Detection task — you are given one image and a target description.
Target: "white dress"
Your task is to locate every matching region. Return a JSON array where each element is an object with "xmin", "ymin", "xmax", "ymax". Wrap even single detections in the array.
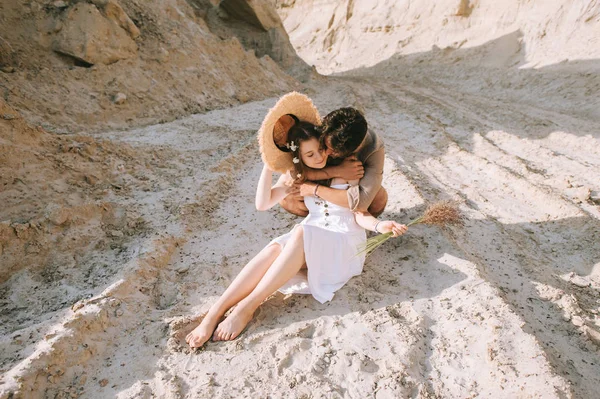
[{"xmin": 269, "ymin": 184, "xmax": 367, "ymax": 303}]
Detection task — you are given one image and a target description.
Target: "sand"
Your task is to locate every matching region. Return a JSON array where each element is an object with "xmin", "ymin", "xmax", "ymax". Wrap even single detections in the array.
[{"xmin": 2, "ymin": 1, "xmax": 600, "ymax": 398}]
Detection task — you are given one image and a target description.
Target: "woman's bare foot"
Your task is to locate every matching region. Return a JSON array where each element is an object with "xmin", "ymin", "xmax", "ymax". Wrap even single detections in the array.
[
  {"xmin": 213, "ymin": 305, "xmax": 255, "ymax": 341},
  {"xmin": 185, "ymin": 313, "xmax": 222, "ymax": 348}
]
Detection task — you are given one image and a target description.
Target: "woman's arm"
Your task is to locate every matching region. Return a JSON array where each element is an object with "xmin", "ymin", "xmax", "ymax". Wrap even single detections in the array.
[
  {"xmin": 299, "ymin": 182, "xmax": 350, "ymax": 208},
  {"xmin": 354, "ymin": 211, "xmax": 408, "ymax": 237},
  {"xmin": 255, "ymin": 165, "xmax": 296, "ymax": 211}
]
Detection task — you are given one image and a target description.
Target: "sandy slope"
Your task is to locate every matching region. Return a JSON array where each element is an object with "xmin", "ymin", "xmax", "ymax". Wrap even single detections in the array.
[{"xmin": 3, "ymin": 59, "xmax": 599, "ymax": 397}]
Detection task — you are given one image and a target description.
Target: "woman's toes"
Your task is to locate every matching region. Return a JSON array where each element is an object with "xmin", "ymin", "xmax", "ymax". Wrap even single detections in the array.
[{"xmin": 218, "ymin": 326, "xmax": 228, "ymax": 340}]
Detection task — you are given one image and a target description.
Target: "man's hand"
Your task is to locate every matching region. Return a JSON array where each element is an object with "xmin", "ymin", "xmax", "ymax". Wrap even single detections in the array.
[
  {"xmin": 299, "ymin": 182, "xmax": 318, "ymax": 197},
  {"xmin": 280, "ymin": 193, "xmax": 308, "ymax": 217},
  {"xmin": 333, "ymin": 156, "xmax": 365, "ymax": 181}
]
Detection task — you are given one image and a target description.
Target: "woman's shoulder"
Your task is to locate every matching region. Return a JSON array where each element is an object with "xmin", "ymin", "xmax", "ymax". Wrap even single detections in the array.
[{"xmin": 276, "ymin": 171, "xmax": 294, "ymax": 186}]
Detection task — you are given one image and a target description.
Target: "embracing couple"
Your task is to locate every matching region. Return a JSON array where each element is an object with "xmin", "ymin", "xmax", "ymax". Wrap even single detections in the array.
[{"xmin": 186, "ymin": 92, "xmax": 407, "ymax": 348}]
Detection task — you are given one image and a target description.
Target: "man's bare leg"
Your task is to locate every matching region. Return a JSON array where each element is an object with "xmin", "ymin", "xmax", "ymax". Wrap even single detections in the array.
[
  {"xmin": 186, "ymin": 243, "xmax": 282, "ymax": 348},
  {"xmin": 213, "ymin": 226, "xmax": 306, "ymax": 341},
  {"xmin": 368, "ymin": 186, "xmax": 388, "ymax": 218},
  {"xmin": 279, "ymin": 193, "xmax": 308, "ymax": 217}
]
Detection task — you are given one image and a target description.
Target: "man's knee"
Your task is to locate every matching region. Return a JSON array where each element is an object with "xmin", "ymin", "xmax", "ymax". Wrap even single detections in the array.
[{"xmin": 368, "ymin": 187, "xmax": 388, "ymax": 218}]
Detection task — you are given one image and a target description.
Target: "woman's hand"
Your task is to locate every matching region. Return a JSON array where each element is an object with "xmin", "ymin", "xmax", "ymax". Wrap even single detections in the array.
[
  {"xmin": 299, "ymin": 182, "xmax": 318, "ymax": 197},
  {"xmin": 286, "ymin": 182, "xmax": 301, "ymax": 195},
  {"xmin": 377, "ymin": 221, "xmax": 408, "ymax": 237}
]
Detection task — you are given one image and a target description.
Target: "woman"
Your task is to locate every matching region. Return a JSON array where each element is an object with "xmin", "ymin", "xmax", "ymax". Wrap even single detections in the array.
[{"xmin": 185, "ymin": 110, "xmax": 407, "ymax": 349}]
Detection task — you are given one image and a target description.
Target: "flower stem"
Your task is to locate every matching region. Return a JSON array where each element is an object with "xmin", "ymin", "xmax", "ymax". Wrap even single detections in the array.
[{"xmin": 407, "ymin": 216, "xmax": 423, "ymax": 227}]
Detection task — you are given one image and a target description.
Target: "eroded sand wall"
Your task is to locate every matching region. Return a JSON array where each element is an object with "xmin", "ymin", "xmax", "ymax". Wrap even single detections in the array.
[
  {"xmin": 275, "ymin": 0, "xmax": 600, "ymax": 73},
  {"xmin": 0, "ymin": 0, "xmax": 311, "ymax": 133}
]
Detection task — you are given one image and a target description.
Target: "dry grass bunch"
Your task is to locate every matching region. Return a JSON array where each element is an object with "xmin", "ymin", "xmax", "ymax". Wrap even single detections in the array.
[
  {"xmin": 357, "ymin": 201, "xmax": 463, "ymax": 257},
  {"xmin": 408, "ymin": 200, "xmax": 463, "ymax": 227}
]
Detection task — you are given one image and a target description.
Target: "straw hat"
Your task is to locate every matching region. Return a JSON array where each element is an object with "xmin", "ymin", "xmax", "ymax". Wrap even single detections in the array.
[{"xmin": 257, "ymin": 92, "xmax": 321, "ymax": 173}]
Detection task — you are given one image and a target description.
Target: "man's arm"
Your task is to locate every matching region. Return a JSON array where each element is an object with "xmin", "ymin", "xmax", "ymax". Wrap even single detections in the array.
[
  {"xmin": 299, "ymin": 153, "xmax": 377, "ymax": 209},
  {"xmin": 303, "ymin": 157, "xmax": 365, "ymax": 182},
  {"xmin": 347, "ymin": 147, "xmax": 385, "ymax": 212},
  {"xmin": 303, "ymin": 167, "xmax": 333, "ymax": 181}
]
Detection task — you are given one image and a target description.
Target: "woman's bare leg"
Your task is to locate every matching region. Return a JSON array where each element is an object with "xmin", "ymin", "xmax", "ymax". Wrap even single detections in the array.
[
  {"xmin": 214, "ymin": 226, "xmax": 306, "ymax": 341},
  {"xmin": 186, "ymin": 243, "xmax": 282, "ymax": 348}
]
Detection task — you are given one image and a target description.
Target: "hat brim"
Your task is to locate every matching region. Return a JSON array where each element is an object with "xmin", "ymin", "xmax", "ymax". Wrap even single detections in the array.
[{"xmin": 258, "ymin": 92, "xmax": 321, "ymax": 173}]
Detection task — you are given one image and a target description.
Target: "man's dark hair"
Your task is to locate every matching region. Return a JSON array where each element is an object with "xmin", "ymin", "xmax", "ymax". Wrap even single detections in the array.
[{"xmin": 321, "ymin": 107, "xmax": 368, "ymax": 158}]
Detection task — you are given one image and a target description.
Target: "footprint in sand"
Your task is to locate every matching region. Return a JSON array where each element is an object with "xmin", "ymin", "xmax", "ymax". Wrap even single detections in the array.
[{"xmin": 166, "ymin": 314, "xmax": 206, "ymax": 354}]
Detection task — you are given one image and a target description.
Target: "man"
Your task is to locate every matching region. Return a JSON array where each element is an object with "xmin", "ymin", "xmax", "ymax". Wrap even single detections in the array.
[{"xmin": 280, "ymin": 107, "xmax": 388, "ymax": 217}]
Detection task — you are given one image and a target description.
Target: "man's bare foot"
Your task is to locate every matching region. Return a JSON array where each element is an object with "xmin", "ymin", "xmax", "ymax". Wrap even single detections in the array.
[
  {"xmin": 185, "ymin": 313, "xmax": 221, "ymax": 348},
  {"xmin": 212, "ymin": 306, "xmax": 255, "ymax": 341}
]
